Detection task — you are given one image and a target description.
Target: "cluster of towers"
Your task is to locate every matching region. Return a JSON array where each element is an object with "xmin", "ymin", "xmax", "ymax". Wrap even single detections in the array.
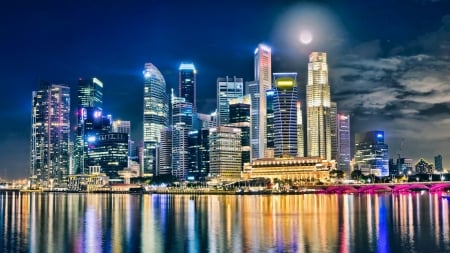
[
  {"xmin": 142, "ymin": 44, "xmax": 359, "ymax": 182},
  {"xmin": 30, "ymin": 43, "xmax": 392, "ymax": 187}
]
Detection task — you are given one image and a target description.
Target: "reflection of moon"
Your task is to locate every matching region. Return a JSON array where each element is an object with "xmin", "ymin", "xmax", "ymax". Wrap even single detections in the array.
[{"xmin": 299, "ymin": 30, "xmax": 313, "ymax": 44}]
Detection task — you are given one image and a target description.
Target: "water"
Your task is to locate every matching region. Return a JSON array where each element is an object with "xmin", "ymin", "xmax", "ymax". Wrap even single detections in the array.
[{"xmin": 0, "ymin": 192, "xmax": 449, "ymax": 253}]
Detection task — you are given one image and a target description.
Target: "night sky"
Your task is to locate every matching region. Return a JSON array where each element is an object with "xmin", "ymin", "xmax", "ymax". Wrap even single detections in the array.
[{"xmin": 1, "ymin": 0, "xmax": 450, "ymax": 179}]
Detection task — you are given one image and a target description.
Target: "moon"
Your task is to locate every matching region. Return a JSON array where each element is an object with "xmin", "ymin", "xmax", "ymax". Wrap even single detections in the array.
[{"xmin": 299, "ymin": 30, "xmax": 313, "ymax": 44}]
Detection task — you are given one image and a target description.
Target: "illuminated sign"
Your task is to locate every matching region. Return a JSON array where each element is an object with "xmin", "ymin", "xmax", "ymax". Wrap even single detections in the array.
[{"xmin": 275, "ymin": 77, "xmax": 295, "ymax": 89}]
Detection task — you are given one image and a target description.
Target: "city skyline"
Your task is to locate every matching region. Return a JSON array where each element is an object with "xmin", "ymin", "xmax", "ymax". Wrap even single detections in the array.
[{"xmin": 2, "ymin": 0, "xmax": 450, "ymax": 179}]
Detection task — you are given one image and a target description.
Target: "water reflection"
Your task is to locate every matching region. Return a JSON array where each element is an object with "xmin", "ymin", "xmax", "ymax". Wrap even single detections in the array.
[{"xmin": 0, "ymin": 192, "xmax": 449, "ymax": 252}]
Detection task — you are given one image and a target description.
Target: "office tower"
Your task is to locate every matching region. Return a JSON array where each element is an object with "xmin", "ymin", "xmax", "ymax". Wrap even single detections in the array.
[
  {"xmin": 172, "ymin": 123, "xmax": 190, "ymax": 180},
  {"xmin": 143, "ymin": 62, "xmax": 169, "ymax": 176},
  {"xmin": 306, "ymin": 52, "xmax": 331, "ymax": 160},
  {"xmin": 337, "ymin": 113, "xmax": 351, "ymax": 176},
  {"xmin": 272, "ymin": 73, "xmax": 298, "ymax": 157},
  {"xmin": 172, "ymin": 96, "xmax": 193, "ymax": 129},
  {"xmin": 74, "ymin": 77, "xmax": 104, "ymax": 175},
  {"xmin": 179, "ymin": 63, "xmax": 197, "ymax": 112},
  {"xmin": 85, "ymin": 132, "xmax": 128, "ymax": 179},
  {"xmin": 158, "ymin": 127, "xmax": 172, "ymax": 176},
  {"xmin": 217, "ymin": 76, "xmax": 244, "ymax": 126},
  {"xmin": 228, "ymin": 95, "xmax": 251, "ymax": 167},
  {"xmin": 209, "ymin": 126, "xmax": 242, "ymax": 180},
  {"xmin": 187, "ymin": 129, "xmax": 209, "ymax": 181},
  {"xmin": 330, "ymin": 102, "xmax": 337, "ymax": 161},
  {"xmin": 354, "ymin": 130, "xmax": 389, "ymax": 177},
  {"xmin": 297, "ymin": 102, "xmax": 304, "ymax": 157},
  {"xmin": 434, "ymin": 154, "xmax": 443, "ymax": 172},
  {"xmin": 112, "ymin": 120, "xmax": 132, "ymax": 163},
  {"xmin": 266, "ymin": 89, "xmax": 275, "ymax": 157},
  {"xmin": 247, "ymin": 43, "xmax": 272, "ymax": 159},
  {"xmin": 31, "ymin": 81, "xmax": 70, "ymax": 187}
]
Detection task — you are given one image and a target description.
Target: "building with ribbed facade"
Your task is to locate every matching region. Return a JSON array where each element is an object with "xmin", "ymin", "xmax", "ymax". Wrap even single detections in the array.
[
  {"xmin": 247, "ymin": 43, "xmax": 272, "ymax": 159},
  {"xmin": 217, "ymin": 76, "xmax": 244, "ymax": 126},
  {"xmin": 273, "ymin": 73, "xmax": 298, "ymax": 158},
  {"xmin": 31, "ymin": 81, "xmax": 71, "ymax": 187},
  {"xmin": 143, "ymin": 62, "xmax": 169, "ymax": 176},
  {"xmin": 297, "ymin": 102, "xmax": 304, "ymax": 157},
  {"xmin": 306, "ymin": 52, "xmax": 331, "ymax": 160},
  {"xmin": 209, "ymin": 126, "xmax": 242, "ymax": 180},
  {"xmin": 158, "ymin": 127, "xmax": 172, "ymax": 176}
]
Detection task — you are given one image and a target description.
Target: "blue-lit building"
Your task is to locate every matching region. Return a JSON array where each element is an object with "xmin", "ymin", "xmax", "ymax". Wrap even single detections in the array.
[
  {"xmin": 31, "ymin": 81, "xmax": 71, "ymax": 187},
  {"xmin": 337, "ymin": 113, "xmax": 351, "ymax": 176},
  {"xmin": 179, "ymin": 63, "xmax": 197, "ymax": 112},
  {"xmin": 228, "ymin": 95, "xmax": 251, "ymax": 168},
  {"xmin": 143, "ymin": 63, "xmax": 169, "ymax": 176},
  {"xmin": 187, "ymin": 129, "xmax": 210, "ymax": 181},
  {"xmin": 354, "ymin": 130, "xmax": 389, "ymax": 177},
  {"xmin": 273, "ymin": 73, "xmax": 298, "ymax": 158},
  {"xmin": 216, "ymin": 76, "xmax": 244, "ymax": 126},
  {"xmin": 86, "ymin": 132, "xmax": 128, "ymax": 179}
]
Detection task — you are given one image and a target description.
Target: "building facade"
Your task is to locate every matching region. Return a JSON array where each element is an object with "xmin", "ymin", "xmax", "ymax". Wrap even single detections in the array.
[
  {"xmin": 247, "ymin": 43, "xmax": 272, "ymax": 159},
  {"xmin": 337, "ymin": 113, "xmax": 351, "ymax": 177},
  {"xmin": 354, "ymin": 130, "xmax": 389, "ymax": 177},
  {"xmin": 217, "ymin": 76, "xmax": 244, "ymax": 126},
  {"xmin": 209, "ymin": 126, "xmax": 242, "ymax": 181},
  {"xmin": 143, "ymin": 62, "xmax": 169, "ymax": 176},
  {"xmin": 273, "ymin": 73, "xmax": 298, "ymax": 158},
  {"xmin": 306, "ymin": 52, "xmax": 331, "ymax": 160},
  {"xmin": 179, "ymin": 63, "xmax": 197, "ymax": 112},
  {"xmin": 31, "ymin": 82, "xmax": 71, "ymax": 187},
  {"xmin": 228, "ymin": 95, "xmax": 251, "ymax": 168}
]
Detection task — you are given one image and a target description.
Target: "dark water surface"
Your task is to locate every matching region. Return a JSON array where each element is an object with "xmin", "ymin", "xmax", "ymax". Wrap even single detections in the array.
[{"xmin": 0, "ymin": 192, "xmax": 448, "ymax": 253}]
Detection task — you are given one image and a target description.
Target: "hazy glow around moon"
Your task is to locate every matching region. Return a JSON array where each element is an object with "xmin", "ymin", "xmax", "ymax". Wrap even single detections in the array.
[{"xmin": 299, "ymin": 30, "xmax": 313, "ymax": 44}]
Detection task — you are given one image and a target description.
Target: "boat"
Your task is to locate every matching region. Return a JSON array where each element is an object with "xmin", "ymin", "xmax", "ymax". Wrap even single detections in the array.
[{"xmin": 442, "ymin": 192, "xmax": 450, "ymax": 199}]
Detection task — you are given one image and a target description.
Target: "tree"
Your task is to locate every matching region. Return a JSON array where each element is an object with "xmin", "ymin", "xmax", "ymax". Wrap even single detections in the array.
[
  {"xmin": 330, "ymin": 169, "xmax": 345, "ymax": 179},
  {"xmin": 351, "ymin": 170, "xmax": 363, "ymax": 181}
]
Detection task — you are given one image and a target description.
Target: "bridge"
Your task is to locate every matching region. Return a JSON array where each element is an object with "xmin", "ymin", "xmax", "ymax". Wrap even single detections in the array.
[{"xmin": 318, "ymin": 181, "xmax": 450, "ymax": 194}]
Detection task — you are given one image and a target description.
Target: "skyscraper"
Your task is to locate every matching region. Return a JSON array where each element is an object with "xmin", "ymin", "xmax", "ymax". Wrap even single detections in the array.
[
  {"xmin": 209, "ymin": 126, "xmax": 242, "ymax": 180},
  {"xmin": 179, "ymin": 63, "xmax": 197, "ymax": 112},
  {"xmin": 297, "ymin": 102, "xmax": 304, "ymax": 157},
  {"xmin": 247, "ymin": 43, "xmax": 272, "ymax": 159},
  {"xmin": 228, "ymin": 95, "xmax": 251, "ymax": 167},
  {"xmin": 434, "ymin": 154, "xmax": 443, "ymax": 172},
  {"xmin": 74, "ymin": 77, "xmax": 104, "ymax": 175},
  {"xmin": 143, "ymin": 63, "xmax": 169, "ymax": 176},
  {"xmin": 273, "ymin": 73, "xmax": 298, "ymax": 157},
  {"xmin": 306, "ymin": 52, "xmax": 331, "ymax": 160},
  {"xmin": 158, "ymin": 127, "xmax": 172, "ymax": 176},
  {"xmin": 354, "ymin": 130, "xmax": 389, "ymax": 177},
  {"xmin": 330, "ymin": 102, "xmax": 338, "ymax": 161},
  {"xmin": 217, "ymin": 76, "xmax": 244, "ymax": 126},
  {"xmin": 31, "ymin": 81, "xmax": 70, "ymax": 187},
  {"xmin": 337, "ymin": 113, "xmax": 351, "ymax": 176}
]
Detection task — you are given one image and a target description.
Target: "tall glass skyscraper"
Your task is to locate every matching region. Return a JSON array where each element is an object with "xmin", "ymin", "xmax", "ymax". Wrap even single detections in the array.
[
  {"xmin": 179, "ymin": 63, "xmax": 197, "ymax": 112},
  {"xmin": 273, "ymin": 73, "xmax": 298, "ymax": 157},
  {"xmin": 247, "ymin": 43, "xmax": 272, "ymax": 159},
  {"xmin": 354, "ymin": 130, "xmax": 389, "ymax": 177},
  {"xmin": 31, "ymin": 81, "xmax": 70, "ymax": 187},
  {"xmin": 217, "ymin": 76, "xmax": 244, "ymax": 126},
  {"xmin": 74, "ymin": 77, "xmax": 104, "ymax": 175},
  {"xmin": 337, "ymin": 113, "xmax": 351, "ymax": 176},
  {"xmin": 143, "ymin": 63, "xmax": 169, "ymax": 176},
  {"xmin": 306, "ymin": 52, "xmax": 331, "ymax": 160}
]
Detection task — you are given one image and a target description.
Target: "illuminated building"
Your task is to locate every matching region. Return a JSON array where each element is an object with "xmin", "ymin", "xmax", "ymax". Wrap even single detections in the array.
[
  {"xmin": 217, "ymin": 76, "xmax": 244, "ymax": 126},
  {"xmin": 415, "ymin": 158, "xmax": 433, "ymax": 174},
  {"xmin": 187, "ymin": 129, "xmax": 210, "ymax": 181},
  {"xmin": 31, "ymin": 81, "xmax": 70, "ymax": 187},
  {"xmin": 297, "ymin": 102, "xmax": 304, "ymax": 157},
  {"xmin": 337, "ymin": 113, "xmax": 351, "ymax": 176},
  {"xmin": 330, "ymin": 102, "xmax": 337, "ymax": 161},
  {"xmin": 354, "ymin": 130, "xmax": 389, "ymax": 177},
  {"xmin": 172, "ymin": 123, "xmax": 190, "ymax": 180},
  {"xmin": 228, "ymin": 95, "xmax": 251, "ymax": 167},
  {"xmin": 112, "ymin": 120, "xmax": 132, "ymax": 158},
  {"xmin": 273, "ymin": 73, "xmax": 298, "ymax": 157},
  {"xmin": 158, "ymin": 127, "xmax": 172, "ymax": 176},
  {"xmin": 85, "ymin": 132, "xmax": 128, "ymax": 179},
  {"xmin": 74, "ymin": 77, "xmax": 104, "ymax": 175},
  {"xmin": 194, "ymin": 112, "xmax": 217, "ymax": 129},
  {"xmin": 209, "ymin": 126, "xmax": 242, "ymax": 180},
  {"xmin": 247, "ymin": 43, "xmax": 272, "ymax": 159},
  {"xmin": 179, "ymin": 62, "xmax": 197, "ymax": 112},
  {"xmin": 266, "ymin": 89, "xmax": 275, "ymax": 155},
  {"xmin": 245, "ymin": 157, "xmax": 333, "ymax": 182},
  {"xmin": 143, "ymin": 62, "xmax": 169, "ymax": 176},
  {"xmin": 172, "ymin": 95, "xmax": 193, "ymax": 129},
  {"xmin": 306, "ymin": 52, "xmax": 331, "ymax": 160}
]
